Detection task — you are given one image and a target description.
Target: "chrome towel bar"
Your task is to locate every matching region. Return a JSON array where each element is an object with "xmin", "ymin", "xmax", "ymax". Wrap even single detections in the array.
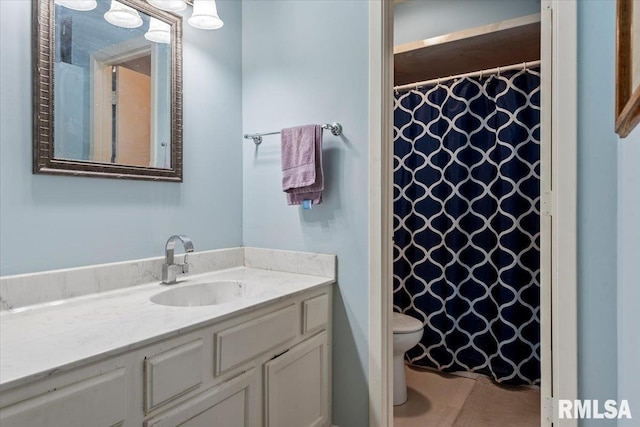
[{"xmin": 243, "ymin": 123, "xmax": 342, "ymax": 145}]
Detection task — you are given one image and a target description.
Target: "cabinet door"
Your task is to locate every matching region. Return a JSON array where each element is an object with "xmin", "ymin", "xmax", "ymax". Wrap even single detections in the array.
[
  {"xmin": 144, "ymin": 369, "xmax": 258, "ymax": 427},
  {"xmin": 264, "ymin": 332, "xmax": 329, "ymax": 427}
]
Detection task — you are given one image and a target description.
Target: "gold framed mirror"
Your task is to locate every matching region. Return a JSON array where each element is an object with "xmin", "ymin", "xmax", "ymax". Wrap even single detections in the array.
[{"xmin": 33, "ymin": 0, "xmax": 183, "ymax": 181}]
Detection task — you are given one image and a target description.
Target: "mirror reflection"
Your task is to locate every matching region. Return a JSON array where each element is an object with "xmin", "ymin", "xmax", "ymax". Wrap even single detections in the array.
[{"xmin": 54, "ymin": 0, "xmax": 172, "ymax": 169}]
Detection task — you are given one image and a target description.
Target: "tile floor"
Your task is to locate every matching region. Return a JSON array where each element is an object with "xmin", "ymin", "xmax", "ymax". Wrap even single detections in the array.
[{"xmin": 393, "ymin": 366, "xmax": 540, "ymax": 427}]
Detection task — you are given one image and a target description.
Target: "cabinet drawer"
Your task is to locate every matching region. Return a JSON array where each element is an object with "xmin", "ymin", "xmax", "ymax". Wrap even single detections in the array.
[
  {"xmin": 144, "ymin": 339, "xmax": 203, "ymax": 413},
  {"xmin": 0, "ymin": 368, "xmax": 126, "ymax": 427},
  {"xmin": 144, "ymin": 369, "xmax": 257, "ymax": 427},
  {"xmin": 302, "ymin": 293, "xmax": 329, "ymax": 334},
  {"xmin": 215, "ymin": 305, "xmax": 297, "ymax": 375}
]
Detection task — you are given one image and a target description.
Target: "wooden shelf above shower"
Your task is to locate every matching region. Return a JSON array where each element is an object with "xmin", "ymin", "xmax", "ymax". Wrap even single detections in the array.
[{"xmin": 394, "ymin": 13, "xmax": 541, "ymax": 86}]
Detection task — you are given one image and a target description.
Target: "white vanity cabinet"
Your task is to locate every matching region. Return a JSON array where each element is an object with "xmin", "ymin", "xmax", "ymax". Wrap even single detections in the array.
[{"xmin": 0, "ymin": 285, "xmax": 332, "ymax": 427}]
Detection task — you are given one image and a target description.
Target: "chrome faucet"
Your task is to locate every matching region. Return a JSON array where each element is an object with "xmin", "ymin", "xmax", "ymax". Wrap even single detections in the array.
[{"xmin": 162, "ymin": 235, "xmax": 194, "ymax": 284}]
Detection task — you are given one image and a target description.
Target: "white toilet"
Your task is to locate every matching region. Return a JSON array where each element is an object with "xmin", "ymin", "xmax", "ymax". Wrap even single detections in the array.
[{"xmin": 392, "ymin": 312, "xmax": 424, "ymax": 406}]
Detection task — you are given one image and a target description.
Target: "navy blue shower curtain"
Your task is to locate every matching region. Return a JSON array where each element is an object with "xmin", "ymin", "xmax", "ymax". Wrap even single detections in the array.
[{"xmin": 393, "ymin": 68, "xmax": 541, "ymax": 385}]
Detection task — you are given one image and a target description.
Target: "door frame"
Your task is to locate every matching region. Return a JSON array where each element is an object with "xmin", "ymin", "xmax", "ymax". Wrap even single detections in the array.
[
  {"xmin": 89, "ymin": 37, "xmax": 155, "ymax": 164},
  {"xmin": 367, "ymin": 1, "xmax": 578, "ymax": 426}
]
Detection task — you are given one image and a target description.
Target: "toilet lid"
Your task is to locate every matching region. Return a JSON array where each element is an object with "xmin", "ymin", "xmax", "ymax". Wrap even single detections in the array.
[{"xmin": 393, "ymin": 312, "xmax": 423, "ymax": 334}]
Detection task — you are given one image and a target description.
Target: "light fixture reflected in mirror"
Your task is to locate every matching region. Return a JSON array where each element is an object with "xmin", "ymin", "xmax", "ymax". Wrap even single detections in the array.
[
  {"xmin": 144, "ymin": 0, "xmax": 224, "ymax": 31},
  {"xmin": 55, "ymin": 0, "xmax": 224, "ymax": 31},
  {"xmin": 54, "ymin": 0, "xmax": 97, "ymax": 11},
  {"xmin": 104, "ymin": 0, "xmax": 143, "ymax": 28},
  {"xmin": 146, "ymin": 0, "xmax": 187, "ymax": 12},
  {"xmin": 188, "ymin": 0, "xmax": 224, "ymax": 30},
  {"xmin": 145, "ymin": 17, "xmax": 171, "ymax": 44}
]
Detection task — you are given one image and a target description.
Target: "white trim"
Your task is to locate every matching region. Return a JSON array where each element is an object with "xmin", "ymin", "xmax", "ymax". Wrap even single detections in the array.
[
  {"xmin": 539, "ymin": 2, "xmax": 554, "ymax": 425},
  {"xmin": 368, "ymin": 1, "xmax": 578, "ymax": 426},
  {"xmin": 549, "ymin": 1, "xmax": 579, "ymax": 426},
  {"xmin": 368, "ymin": 1, "xmax": 394, "ymax": 427},
  {"xmin": 88, "ymin": 56, "xmax": 113, "ymax": 162},
  {"xmin": 393, "ymin": 13, "xmax": 541, "ymax": 55},
  {"xmin": 90, "ymin": 37, "xmax": 151, "ymax": 65}
]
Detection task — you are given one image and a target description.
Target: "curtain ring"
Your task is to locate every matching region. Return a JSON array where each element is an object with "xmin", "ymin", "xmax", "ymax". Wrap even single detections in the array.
[
  {"xmin": 480, "ymin": 69, "xmax": 484, "ymax": 80},
  {"xmin": 497, "ymin": 66, "xmax": 501, "ymax": 76}
]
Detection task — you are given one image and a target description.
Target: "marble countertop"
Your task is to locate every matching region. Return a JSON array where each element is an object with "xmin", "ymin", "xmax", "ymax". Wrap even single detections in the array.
[{"xmin": 0, "ymin": 266, "xmax": 334, "ymax": 391}]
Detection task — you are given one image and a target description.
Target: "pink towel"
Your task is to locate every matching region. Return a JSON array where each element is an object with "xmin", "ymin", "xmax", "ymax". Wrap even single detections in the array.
[{"xmin": 281, "ymin": 124, "xmax": 323, "ymax": 205}]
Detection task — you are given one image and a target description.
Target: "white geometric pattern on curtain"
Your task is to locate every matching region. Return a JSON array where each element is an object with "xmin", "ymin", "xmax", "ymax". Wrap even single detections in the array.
[{"xmin": 393, "ymin": 68, "xmax": 541, "ymax": 385}]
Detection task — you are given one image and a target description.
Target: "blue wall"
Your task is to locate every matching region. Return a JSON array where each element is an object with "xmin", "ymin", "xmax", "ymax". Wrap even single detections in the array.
[
  {"xmin": 0, "ymin": 0, "xmax": 243, "ymax": 275},
  {"xmin": 394, "ymin": 0, "xmax": 540, "ymax": 46},
  {"xmin": 576, "ymin": 5, "xmax": 640, "ymax": 424},
  {"xmin": 241, "ymin": 1, "xmax": 370, "ymax": 425},
  {"xmin": 617, "ymin": 127, "xmax": 640, "ymax": 425},
  {"xmin": 576, "ymin": 3, "xmax": 619, "ymax": 424}
]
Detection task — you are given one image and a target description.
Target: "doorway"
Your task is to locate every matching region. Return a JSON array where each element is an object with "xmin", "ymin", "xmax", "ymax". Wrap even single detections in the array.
[
  {"xmin": 89, "ymin": 38, "xmax": 171, "ymax": 169},
  {"xmin": 393, "ymin": 9, "xmax": 541, "ymax": 427},
  {"xmin": 368, "ymin": 1, "xmax": 578, "ymax": 426}
]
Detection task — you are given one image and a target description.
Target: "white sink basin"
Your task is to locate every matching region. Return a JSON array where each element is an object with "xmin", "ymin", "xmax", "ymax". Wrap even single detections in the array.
[{"xmin": 150, "ymin": 280, "xmax": 265, "ymax": 307}]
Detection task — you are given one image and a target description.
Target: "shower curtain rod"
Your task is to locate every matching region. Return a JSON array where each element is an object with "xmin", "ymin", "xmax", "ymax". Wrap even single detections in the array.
[{"xmin": 394, "ymin": 60, "xmax": 541, "ymax": 92}]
